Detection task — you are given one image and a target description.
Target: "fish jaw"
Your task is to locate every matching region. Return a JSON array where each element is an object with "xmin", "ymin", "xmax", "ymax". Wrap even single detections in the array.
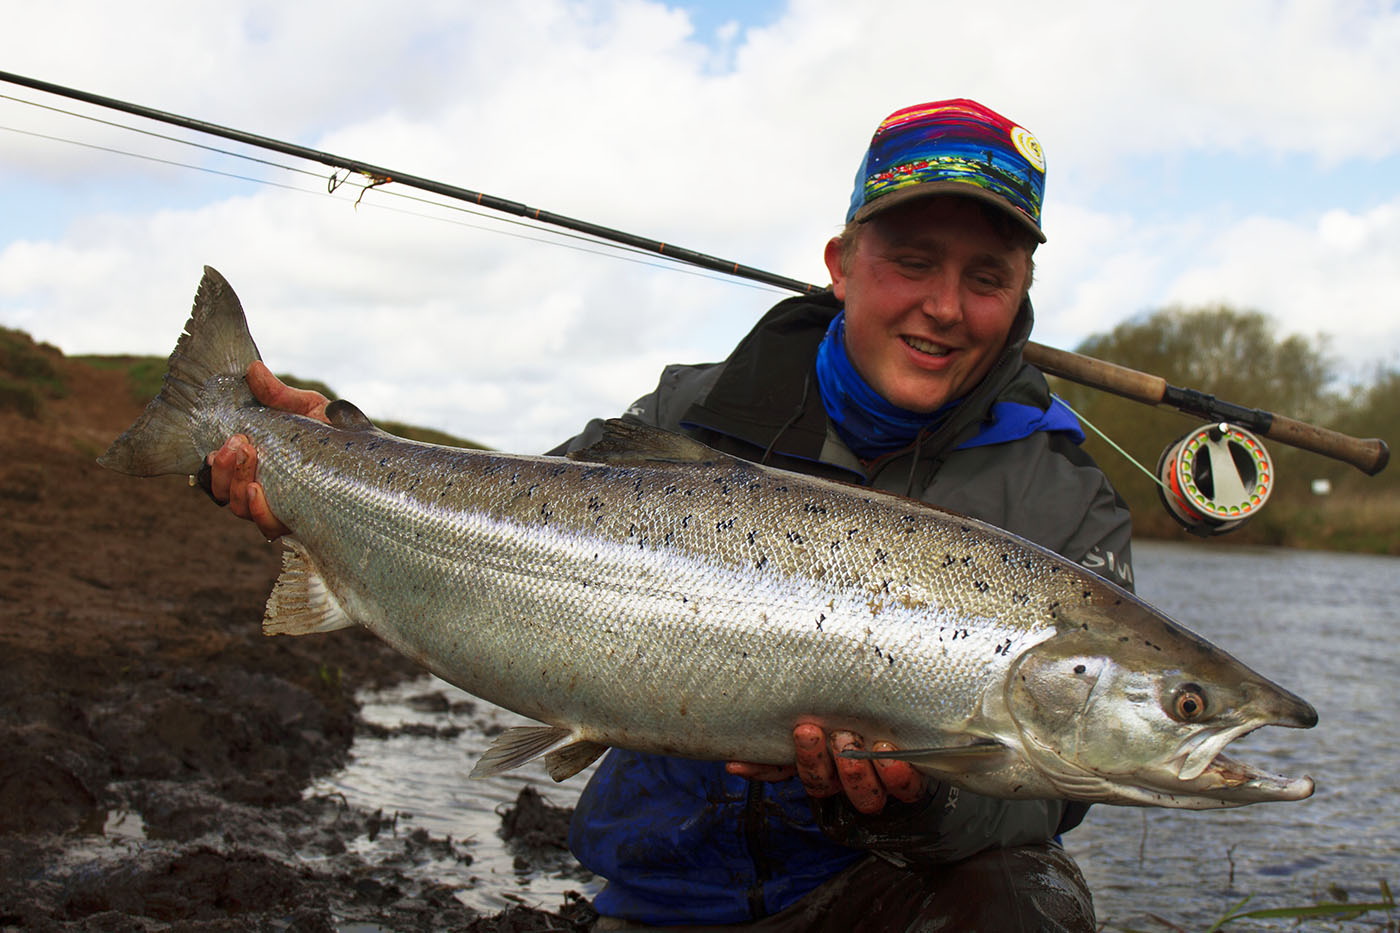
[{"xmin": 1002, "ymin": 610, "xmax": 1318, "ymax": 809}]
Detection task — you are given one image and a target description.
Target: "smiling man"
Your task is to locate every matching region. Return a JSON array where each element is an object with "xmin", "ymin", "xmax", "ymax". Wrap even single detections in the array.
[{"xmin": 206, "ymin": 100, "xmax": 1130, "ymax": 931}]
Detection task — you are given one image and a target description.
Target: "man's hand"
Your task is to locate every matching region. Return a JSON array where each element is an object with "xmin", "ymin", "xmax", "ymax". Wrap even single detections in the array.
[
  {"xmin": 204, "ymin": 361, "xmax": 330, "ymax": 540},
  {"xmin": 726, "ymin": 724, "xmax": 927, "ymax": 814}
]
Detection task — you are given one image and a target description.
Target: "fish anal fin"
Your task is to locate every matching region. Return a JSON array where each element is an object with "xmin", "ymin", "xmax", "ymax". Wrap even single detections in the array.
[
  {"xmin": 263, "ymin": 538, "xmax": 356, "ymax": 636},
  {"xmin": 841, "ymin": 742, "xmax": 1015, "ymax": 779},
  {"xmin": 470, "ymin": 725, "xmax": 573, "ymax": 778},
  {"xmin": 544, "ymin": 740, "xmax": 609, "ymax": 782},
  {"xmin": 568, "ymin": 419, "xmax": 721, "ymax": 465}
]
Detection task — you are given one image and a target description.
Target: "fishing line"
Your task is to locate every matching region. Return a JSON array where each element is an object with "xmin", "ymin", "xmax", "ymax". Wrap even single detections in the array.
[
  {"xmin": 1, "ymin": 97, "xmax": 783, "ymax": 293},
  {"xmin": 0, "ymin": 123, "xmax": 320, "ymax": 193},
  {"xmin": 0, "ymin": 91, "xmax": 326, "ymax": 180},
  {"xmin": 1053, "ymin": 394, "xmax": 1172, "ymax": 493}
]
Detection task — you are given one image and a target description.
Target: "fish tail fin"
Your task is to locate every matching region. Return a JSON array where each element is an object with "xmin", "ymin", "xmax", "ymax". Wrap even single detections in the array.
[{"xmin": 98, "ymin": 266, "xmax": 262, "ymax": 477}]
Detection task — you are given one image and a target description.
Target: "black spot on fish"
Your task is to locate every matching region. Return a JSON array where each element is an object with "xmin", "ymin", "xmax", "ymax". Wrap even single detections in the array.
[
  {"xmin": 786, "ymin": 531, "xmax": 805, "ymax": 544},
  {"xmin": 874, "ymin": 548, "xmax": 888, "ymax": 564},
  {"xmin": 974, "ymin": 580, "xmax": 989, "ymax": 592},
  {"xmin": 1074, "ymin": 664, "xmax": 1086, "ymax": 674},
  {"xmin": 943, "ymin": 554, "xmax": 956, "ymax": 568},
  {"xmin": 1081, "ymin": 590, "xmax": 1092, "ymax": 599}
]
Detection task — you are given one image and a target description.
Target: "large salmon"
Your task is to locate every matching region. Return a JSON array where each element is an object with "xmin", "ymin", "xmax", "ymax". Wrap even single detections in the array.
[{"xmin": 100, "ymin": 267, "xmax": 1317, "ymax": 808}]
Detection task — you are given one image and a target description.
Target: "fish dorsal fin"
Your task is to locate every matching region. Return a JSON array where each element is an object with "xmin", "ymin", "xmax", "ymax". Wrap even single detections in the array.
[
  {"xmin": 568, "ymin": 419, "xmax": 721, "ymax": 465},
  {"xmin": 325, "ymin": 399, "xmax": 378, "ymax": 432}
]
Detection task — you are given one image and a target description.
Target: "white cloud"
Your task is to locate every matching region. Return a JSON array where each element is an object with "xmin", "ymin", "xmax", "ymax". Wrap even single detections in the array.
[
  {"xmin": 1163, "ymin": 198, "xmax": 1400, "ymax": 371},
  {"xmin": 2, "ymin": 0, "xmax": 1399, "ymax": 453}
]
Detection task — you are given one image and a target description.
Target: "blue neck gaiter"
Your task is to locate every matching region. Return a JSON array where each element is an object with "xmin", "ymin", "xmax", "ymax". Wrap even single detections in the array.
[{"xmin": 814, "ymin": 311, "xmax": 957, "ymax": 460}]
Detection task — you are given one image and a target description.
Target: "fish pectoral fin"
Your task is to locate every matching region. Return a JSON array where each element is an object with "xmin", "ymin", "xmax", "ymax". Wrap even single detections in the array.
[
  {"xmin": 841, "ymin": 741, "xmax": 1015, "ymax": 777},
  {"xmin": 568, "ymin": 419, "xmax": 722, "ymax": 465},
  {"xmin": 263, "ymin": 538, "xmax": 356, "ymax": 636},
  {"xmin": 470, "ymin": 725, "xmax": 574, "ymax": 778},
  {"xmin": 544, "ymin": 740, "xmax": 610, "ymax": 782}
]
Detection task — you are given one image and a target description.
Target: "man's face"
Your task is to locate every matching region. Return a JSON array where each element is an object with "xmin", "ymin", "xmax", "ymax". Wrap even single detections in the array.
[{"xmin": 824, "ymin": 197, "xmax": 1030, "ymax": 414}]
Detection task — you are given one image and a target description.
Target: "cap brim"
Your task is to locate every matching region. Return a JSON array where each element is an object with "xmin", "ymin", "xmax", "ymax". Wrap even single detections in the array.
[{"xmin": 852, "ymin": 181, "xmax": 1046, "ymax": 244}]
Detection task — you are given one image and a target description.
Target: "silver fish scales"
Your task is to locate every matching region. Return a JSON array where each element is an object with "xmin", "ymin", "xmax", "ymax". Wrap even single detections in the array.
[{"xmin": 102, "ymin": 267, "xmax": 1318, "ymax": 809}]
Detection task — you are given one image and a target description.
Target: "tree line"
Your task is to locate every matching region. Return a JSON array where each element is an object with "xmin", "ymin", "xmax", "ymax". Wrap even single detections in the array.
[{"xmin": 1047, "ymin": 306, "xmax": 1397, "ymax": 551}]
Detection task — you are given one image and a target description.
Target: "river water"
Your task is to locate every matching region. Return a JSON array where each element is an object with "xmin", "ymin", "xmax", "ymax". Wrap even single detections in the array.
[{"xmin": 307, "ymin": 540, "xmax": 1399, "ymax": 929}]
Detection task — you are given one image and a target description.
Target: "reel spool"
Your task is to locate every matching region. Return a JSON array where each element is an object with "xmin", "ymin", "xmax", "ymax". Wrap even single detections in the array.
[{"xmin": 1156, "ymin": 423, "xmax": 1274, "ymax": 536}]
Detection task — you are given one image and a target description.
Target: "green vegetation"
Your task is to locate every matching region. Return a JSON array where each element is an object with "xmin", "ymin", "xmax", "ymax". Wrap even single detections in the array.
[
  {"xmin": 55, "ymin": 343, "xmax": 487, "ymax": 450},
  {"xmin": 1, "ymin": 326, "xmax": 67, "ymax": 417},
  {"xmin": 1101, "ymin": 878, "xmax": 1396, "ymax": 931},
  {"xmin": 1051, "ymin": 306, "xmax": 1398, "ymax": 554}
]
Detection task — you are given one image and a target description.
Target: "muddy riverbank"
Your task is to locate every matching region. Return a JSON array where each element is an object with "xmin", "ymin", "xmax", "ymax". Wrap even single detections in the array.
[{"xmin": 0, "ymin": 348, "xmax": 594, "ymax": 930}]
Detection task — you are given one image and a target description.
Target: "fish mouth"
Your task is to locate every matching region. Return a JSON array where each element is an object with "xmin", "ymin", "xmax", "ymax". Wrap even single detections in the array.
[
  {"xmin": 1165, "ymin": 722, "xmax": 1316, "ymax": 805},
  {"xmin": 1194, "ymin": 748, "xmax": 1315, "ymax": 802}
]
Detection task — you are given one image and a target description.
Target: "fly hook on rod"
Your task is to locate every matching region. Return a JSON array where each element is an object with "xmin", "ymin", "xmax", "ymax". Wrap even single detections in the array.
[{"xmin": 0, "ymin": 69, "xmax": 1388, "ymax": 476}]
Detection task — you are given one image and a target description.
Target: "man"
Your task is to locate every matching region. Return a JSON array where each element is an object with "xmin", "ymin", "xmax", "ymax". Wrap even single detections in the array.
[{"xmin": 208, "ymin": 99, "xmax": 1130, "ymax": 931}]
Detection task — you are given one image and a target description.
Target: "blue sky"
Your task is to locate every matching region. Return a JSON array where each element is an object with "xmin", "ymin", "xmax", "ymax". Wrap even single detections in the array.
[{"xmin": 2, "ymin": 0, "xmax": 1398, "ymax": 454}]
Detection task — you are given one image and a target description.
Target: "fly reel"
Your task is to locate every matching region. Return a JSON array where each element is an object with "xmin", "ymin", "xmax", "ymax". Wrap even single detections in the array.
[{"xmin": 1156, "ymin": 423, "xmax": 1274, "ymax": 536}]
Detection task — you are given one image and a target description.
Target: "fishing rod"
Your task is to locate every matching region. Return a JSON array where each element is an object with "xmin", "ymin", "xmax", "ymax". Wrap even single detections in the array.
[
  {"xmin": 2, "ymin": 69, "xmax": 1389, "ymax": 490},
  {"xmin": 0, "ymin": 69, "xmax": 815, "ymax": 295}
]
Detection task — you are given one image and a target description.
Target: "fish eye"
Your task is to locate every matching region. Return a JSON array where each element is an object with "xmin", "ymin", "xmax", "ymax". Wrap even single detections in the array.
[{"xmin": 1171, "ymin": 683, "xmax": 1209, "ymax": 722}]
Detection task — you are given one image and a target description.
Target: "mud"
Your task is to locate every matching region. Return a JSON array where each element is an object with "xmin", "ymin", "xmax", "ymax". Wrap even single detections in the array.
[{"xmin": 0, "ymin": 352, "xmax": 594, "ymax": 930}]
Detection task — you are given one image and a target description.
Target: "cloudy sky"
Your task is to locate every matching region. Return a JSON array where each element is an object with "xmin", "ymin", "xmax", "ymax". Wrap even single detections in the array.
[{"xmin": 2, "ymin": 0, "xmax": 1397, "ymax": 453}]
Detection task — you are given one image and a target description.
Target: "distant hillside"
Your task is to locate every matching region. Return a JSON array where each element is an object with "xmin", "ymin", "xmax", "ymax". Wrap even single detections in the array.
[{"xmin": 0, "ymin": 324, "xmax": 487, "ymax": 450}]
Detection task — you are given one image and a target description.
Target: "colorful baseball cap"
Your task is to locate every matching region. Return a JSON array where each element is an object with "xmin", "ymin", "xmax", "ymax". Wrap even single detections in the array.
[{"xmin": 845, "ymin": 99, "xmax": 1047, "ymax": 243}]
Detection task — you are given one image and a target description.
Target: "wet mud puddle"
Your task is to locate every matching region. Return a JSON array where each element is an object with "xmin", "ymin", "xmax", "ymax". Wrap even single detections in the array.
[{"xmin": 304, "ymin": 675, "xmax": 601, "ymax": 916}]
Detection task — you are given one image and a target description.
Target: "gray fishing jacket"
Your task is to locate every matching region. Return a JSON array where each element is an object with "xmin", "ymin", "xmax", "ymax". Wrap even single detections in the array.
[{"xmin": 560, "ymin": 290, "xmax": 1133, "ymax": 922}]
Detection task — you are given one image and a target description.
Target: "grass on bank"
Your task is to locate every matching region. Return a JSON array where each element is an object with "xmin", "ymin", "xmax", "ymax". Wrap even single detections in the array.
[
  {"xmin": 1101, "ymin": 878, "xmax": 1396, "ymax": 932},
  {"xmin": 1, "ymin": 326, "xmax": 68, "ymax": 418}
]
